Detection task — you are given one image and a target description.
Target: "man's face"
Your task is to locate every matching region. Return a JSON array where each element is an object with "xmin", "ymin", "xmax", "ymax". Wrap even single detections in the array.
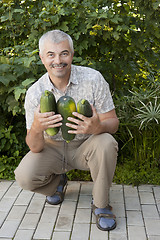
[{"xmin": 40, "ymin": 39, "xmax": 74, "ymax": 81}]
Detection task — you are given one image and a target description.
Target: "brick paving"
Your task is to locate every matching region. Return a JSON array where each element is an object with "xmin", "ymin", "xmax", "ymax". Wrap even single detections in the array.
[{"xmin": 0, "ymin": 180, "xmax": 160, "ymax": 240}]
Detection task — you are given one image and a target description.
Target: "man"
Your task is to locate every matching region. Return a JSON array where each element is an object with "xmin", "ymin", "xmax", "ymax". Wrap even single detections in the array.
[{"xmin": 14, "ymin": 30, "xmax": 119, "ymax": 231}]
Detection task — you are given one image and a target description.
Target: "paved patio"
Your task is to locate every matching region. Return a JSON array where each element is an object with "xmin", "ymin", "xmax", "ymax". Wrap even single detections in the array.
[{"xmin": 0, "ymin": 180, "xmax": 160, "ymax": 240}]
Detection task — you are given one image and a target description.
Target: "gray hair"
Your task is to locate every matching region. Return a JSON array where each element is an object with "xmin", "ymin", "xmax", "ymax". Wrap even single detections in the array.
[{"xmin": 39, "ymin": 30, "xmax": 74, "ymax": 55}]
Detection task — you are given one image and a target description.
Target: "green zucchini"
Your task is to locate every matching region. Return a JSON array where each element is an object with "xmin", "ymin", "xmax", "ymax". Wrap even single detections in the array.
[
  {"xmin": 77, "ymin": 99, "xmax": 93, "ymax": 117},
  {"xmin": 40, "ymin": 90, "xmax": 59, "ymax": 136},
  {"xmin": 57, "ymin": 96, "xmax": 76, "ymax": 143}
]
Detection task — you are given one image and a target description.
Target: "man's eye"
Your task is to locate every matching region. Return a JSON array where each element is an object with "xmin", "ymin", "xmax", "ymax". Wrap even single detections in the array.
[{"xmin": 61, "ymin": 52, "xmax": 69, "ymax": 56}]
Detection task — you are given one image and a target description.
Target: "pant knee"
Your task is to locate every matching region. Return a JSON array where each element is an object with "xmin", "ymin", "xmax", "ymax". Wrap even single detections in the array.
[
  {"xmin": 14, "ymin": 167, "xmax": 35, "ymax": 191},
  {"xmin": 91, "ymin": 133, "xmax": 118, "ymax": 151},
  {"xmin": 86, "ymin": 133, "xmax": 118, "ymax": 175}
]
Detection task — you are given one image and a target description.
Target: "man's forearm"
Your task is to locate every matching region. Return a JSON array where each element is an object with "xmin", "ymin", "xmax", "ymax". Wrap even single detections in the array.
[
  {"xmin": 26, "ymin": 126, "xmax": 45, "ymax": 153},
  {"xmin": 94, "ymin": 118, "xmax": 119, "ymax": 135}
]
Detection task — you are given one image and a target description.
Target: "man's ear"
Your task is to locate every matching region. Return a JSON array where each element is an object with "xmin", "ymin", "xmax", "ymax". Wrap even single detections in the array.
[
  {"xmin": 71, "ymin": 51, "xmax": 74, "ymax": 61},
  {"xmin": 39, "ymin": 53, "xmax": 44, "ymax": 65}
]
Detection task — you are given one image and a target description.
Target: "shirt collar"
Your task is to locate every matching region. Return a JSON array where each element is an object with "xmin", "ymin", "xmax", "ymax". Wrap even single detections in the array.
[
  {"xmin": 46, "ymin": 73, "xmax": 55, "ymax": 90},
  {"xmin": 46, "ymin": 64, "xmax": 79, "ymax": 90},
  {"xmin": 69, "ymin": 65, "xmax": 79, "ymax": 85}
]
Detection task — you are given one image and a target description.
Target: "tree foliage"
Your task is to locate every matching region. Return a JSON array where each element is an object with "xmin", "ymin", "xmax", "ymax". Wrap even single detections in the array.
[{"xmin": 0, "ymin": 0, "xmax": 160, "ymax": 182}]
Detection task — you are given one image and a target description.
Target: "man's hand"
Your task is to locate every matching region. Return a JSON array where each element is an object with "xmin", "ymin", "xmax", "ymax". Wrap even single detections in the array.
[
  {"xmin": 66, "ymin": 105, "xmax": 101, "ymax": 135},
  {"xmin": 26, "ymin": 105, "xmax": 62, "ymax": 153},
  {"xmin": 32, "ymin": 105, "xmax": 62, "ymax": 133}
]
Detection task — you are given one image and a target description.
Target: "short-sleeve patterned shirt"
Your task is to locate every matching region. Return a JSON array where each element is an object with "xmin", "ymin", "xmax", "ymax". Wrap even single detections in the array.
[{"xmin": 24, "ymin": 64, "xmax": 115, "ymax": 141}]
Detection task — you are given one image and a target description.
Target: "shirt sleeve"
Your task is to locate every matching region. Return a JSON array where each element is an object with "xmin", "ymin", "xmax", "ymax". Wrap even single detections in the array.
[
  {"xmin": 93, "ymin": 72, "xmax": 115, "ymax": 114},
  {"xmin": 24, "ymin": 89, "xmax": 39, "ymax": 129}
]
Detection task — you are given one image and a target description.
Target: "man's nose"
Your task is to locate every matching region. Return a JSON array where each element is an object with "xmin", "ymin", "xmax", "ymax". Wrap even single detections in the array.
[{"xmin": 54, "ymin": 54, "xmax": 61, "ymax": 64}]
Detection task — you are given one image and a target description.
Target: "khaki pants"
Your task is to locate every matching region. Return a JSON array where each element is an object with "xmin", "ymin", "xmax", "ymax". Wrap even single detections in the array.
[{"xmin": 14, "ymin": 133, "xmax": 118, "ymax": 208}]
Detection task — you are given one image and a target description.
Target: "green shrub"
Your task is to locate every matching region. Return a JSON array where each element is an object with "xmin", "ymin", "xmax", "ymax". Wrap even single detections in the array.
[{"xmin": 0, "ymin": 117, "xmax": 28, "ymax": 179}]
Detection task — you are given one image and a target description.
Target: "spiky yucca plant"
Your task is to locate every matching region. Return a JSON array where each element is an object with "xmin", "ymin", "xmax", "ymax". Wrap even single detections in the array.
[{"xmin": 135, "ymin": 97, "xmax": 160, "ymax": 129}]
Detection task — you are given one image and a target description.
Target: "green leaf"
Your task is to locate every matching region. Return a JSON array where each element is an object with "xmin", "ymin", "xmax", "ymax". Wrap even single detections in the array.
[
  {"xmin": 60, "ymin": 21, "xmax": 69, "ymax": 32},
  {"xmin": 23, "ymin": 56, "xmax": 36, "ymax": 68},
  {"xmin": 73, "ymin": 32, "xmax": 81, "ymax": 40},
  {"xmin": 0, "ymin": 56, "xmax": 10, "ymax": 64},
  {"xmin": 98, "ymin": 12, "xmax": 108, "ymax": 19},
  {"xmin": 111, "ymin": 15, "xmax": 122, "ymax": 24},
  {"xmin": 0, "ymin": 131, "xmax": 4, "ymax": 139},
  {"xmin": 73, "ymin": 56, "xmax": 83, "ymax": 63},
  {"xmin": 27, "ymin": 49, "xmax": 39, "ymax": 56},
  {"xmin": 113, "ymin": 31, "xmax": 120, "ymax": 40},
  {"xmin": 0, "ymin": 75, "xmax": 16, "ymax": 86},
  {"xmin": 6, "ymin": 95, "xmax": 18, "ymax": 111},
  {"xmin": 50, "ymin": 15, "xmax": 59, "ymax": 24},
  {"xmin": 0, "ymin": 164, "xmax": 6, "ymax": 173},
  {"xmin": 152, "ymin": 2, "xmax": 160, "ymax": 10},
  {"xmin": 12, "ymin": 106, "xmax": 21, "ymax": 116},
  {"xmin": 14, "ymin": 88, "xmax": 26, "ymax": 101},
  {"xmin": 22, "ymin": 78, "xmax": 35, "ymax": 87},
  {"xmin": 81, "ymin": 40, "xmax": 88, "ymax": 50},
  {"xmin": 1, "ymin": 139, "xmax": 6, "ymax": 150},
  {"xmin": 0, "ymin": 64, "xmax": 11, "ymax": 73},
  {"xmin": 1, "ymin": 14, "xmax": 9, "ymax": 22},
  {"xmin": 13, "ymin": 9, "xmax": 25, "ymax": 14}
]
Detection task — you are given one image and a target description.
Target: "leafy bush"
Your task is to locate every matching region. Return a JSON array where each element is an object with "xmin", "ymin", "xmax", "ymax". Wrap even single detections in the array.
[{"xmin": 0, "ymin": 117, "xmax": 28, "ymax": 179}]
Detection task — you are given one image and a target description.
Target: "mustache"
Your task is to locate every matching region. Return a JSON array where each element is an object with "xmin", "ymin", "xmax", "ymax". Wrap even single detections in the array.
[{"xmin": 50, "ymin": 63, "xmax": 68, "ymax": 68}]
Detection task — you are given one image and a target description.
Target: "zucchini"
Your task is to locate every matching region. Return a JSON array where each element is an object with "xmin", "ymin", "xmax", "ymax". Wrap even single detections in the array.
[
  {"xmin": 77, "ymin": 99, "xmax": 93, "ymax": 117},
  {"xmin": 57, "ymin": 96, "xmax": 76, "ymax": 143},
  {"xmin": 40, "ymin": 90, "xmax": 59, "ymax": 136}
]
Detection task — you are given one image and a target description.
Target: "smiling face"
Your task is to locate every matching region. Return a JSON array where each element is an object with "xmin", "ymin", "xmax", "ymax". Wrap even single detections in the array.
[{"xmin": 40, "ymin": 39, "xmax": 74, "ymax": 83}]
